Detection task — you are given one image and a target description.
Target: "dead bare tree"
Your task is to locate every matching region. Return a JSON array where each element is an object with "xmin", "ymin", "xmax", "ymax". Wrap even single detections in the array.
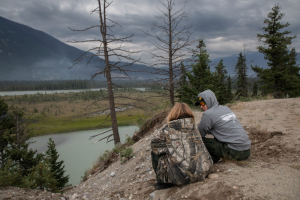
[
  {"xmin": 142, "ymin": 0, "xmax": 196, "ymax": 106},
  {"xmin": 69, "ymin": 0, "xmax": 151, "ymax": 145}
]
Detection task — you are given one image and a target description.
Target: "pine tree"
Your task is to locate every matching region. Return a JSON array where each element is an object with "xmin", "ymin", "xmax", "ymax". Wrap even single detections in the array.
[
  {"xmin": 252, "ymin": 82, "xmax": 258, "ymax": 97},
  {"xmin": 185, "ymin": 40, "xmax": 214, "ymax": 105},
  {"xmin": 282, "ymin": 47, "xmax": 300, "ymax": 97},
  {"xmin": 235, "ymin": 52, "xmax": 249, "ymax": 98},
  {"xmin": 23, "ymin": 161, "xmax": 58, "ymax": 191},
  {"xmin": 227, "ymin": 76, "xmax": 233, "ymax": 101},
  {"xmin": 251, "ymin": 4, "xmax": 299, "ymax": 98},
  {"xmin": 45, "ymin": 138, "xmax": 69, "ymax": 189},
  {"xmin": 176, "ymin": 62, "xmax": 189, "ymax": 103},
  {"xmin": 0, "ymin": 98, "xmax": 14, "ymax": 170},
  {"xmin": 213, "ymin": 59, "xmax": 228, "ymax": 105},
  {"xmin": 7, "ymin": 105, "xmax": 42, "ymax": 176}
]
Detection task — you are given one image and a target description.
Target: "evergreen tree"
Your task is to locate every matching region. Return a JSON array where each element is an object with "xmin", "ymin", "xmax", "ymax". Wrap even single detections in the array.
[
  {"xmin": 235, "ymin": 52, "xmax": 249, "ymax": 98},
  {"xmin": 283, "ymin": 47, "xmax": 300, "ymax": 97},
  {"xmin": 213, "ymin": 59, "xmax": 228, "ymax": 105},
  {"xmin": 227, "ymin": 76, "xmax": 233, "ymax": 102},
  {"xmin": 45, "ymin": 138, "xmax": 69, "ymax": 189},
  {"xmin": 7, "ymin": 105, "xmax": 42, "ymax": 176},
  {"xmin": 185, "ymin": 40, "xmax": 214, "ymax": 105},
  {"xmin": 23, "ymin": 161, "xmax": 58, "ymax": 191},
  {"xmin": 0, "ymin": 98, "xmax": 14, "ymax": 170},
  {"xmin": 252, "ymin": 82, "xmax": 258, "ymax": 97},
  {"xmin": 176, "ymin": 62, "xmax": 189, "ymax": 103},
  {"xmin": 251, "ymin": 4, "xmax": 299, "ymax": 98}
]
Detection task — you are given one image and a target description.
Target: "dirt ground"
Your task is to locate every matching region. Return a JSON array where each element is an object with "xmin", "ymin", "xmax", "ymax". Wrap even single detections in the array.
[{"xmin": 1, "ymin": 98, "xmax": 300, "ymax": 200}]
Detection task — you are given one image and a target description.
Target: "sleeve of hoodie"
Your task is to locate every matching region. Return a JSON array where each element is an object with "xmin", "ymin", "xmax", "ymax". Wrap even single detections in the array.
[{"xmin": 197, "ymin": 113, "xmax": 213, "ymax": 137}]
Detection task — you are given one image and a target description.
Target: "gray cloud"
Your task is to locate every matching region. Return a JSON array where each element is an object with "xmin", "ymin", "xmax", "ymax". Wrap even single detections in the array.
[{"xmin": 0, "ymin": 0, "xmax": 299, "ymax": 61}]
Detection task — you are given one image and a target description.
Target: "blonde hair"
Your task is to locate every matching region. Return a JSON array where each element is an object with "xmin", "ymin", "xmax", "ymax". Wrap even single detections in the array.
[{"xmin": 167, "ymin": 103, "xmax": 195, "ymax": 123}]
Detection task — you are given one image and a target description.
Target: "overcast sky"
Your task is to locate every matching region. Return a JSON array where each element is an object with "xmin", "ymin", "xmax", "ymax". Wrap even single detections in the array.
[{"xmin": 1, "ymin": 0, "xmax": 299, "ymax": 62}]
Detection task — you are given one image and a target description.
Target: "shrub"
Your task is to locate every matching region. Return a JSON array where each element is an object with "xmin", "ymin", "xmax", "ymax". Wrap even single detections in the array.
[
  {"xmin": 125, "ymin": 134, "xmax": 134, "ymax": 146},
  {"xmin": 22, "ymin": 161, "xmax": 58, "ymax": 191},
  {"xmin": 0, "ymin": 160, "xmax": 22, "ymax": 187},
  {"xmin": 119, "ymin": 147, "xmax": 134, "ymax": 163}
]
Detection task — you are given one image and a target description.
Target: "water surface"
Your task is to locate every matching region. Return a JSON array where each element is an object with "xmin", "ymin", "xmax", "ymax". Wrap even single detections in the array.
[{"xmin": 30, "ymin": 126, "xmax": 138, "ymax": 186}]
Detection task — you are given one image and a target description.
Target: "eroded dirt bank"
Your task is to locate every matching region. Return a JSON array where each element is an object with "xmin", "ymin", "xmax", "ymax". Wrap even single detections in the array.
[{"xmin": 1, "ymin": 98, "xmax": 300, "ymax": 200}]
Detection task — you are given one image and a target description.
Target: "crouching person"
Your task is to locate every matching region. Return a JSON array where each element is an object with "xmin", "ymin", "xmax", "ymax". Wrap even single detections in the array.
[
  {"xmin": 151, "ymin": 103, "xmax": 213, "ymax": 190},
  {"xmin": 196, "ymin": 89, "xmax": 251, "ymax": 163}
]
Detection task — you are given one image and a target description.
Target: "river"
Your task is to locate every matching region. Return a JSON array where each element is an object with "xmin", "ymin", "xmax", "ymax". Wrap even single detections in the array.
[{"xmin": 30, "ymin": 126, "xmax": 138, "ymax": 186}]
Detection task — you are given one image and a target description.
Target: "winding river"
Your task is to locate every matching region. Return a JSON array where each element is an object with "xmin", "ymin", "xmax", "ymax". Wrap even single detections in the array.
[{"xmin": 30, "ymin": 126, "xmax": 138, "ymax": 186}]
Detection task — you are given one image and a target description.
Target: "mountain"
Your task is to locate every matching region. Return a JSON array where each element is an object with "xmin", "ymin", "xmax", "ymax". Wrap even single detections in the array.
[
  {"xmin": 0, "ymin": 16, "xmax": 153, "ymax": 81},
  {"xmin": 1, "ymin": 16, "xmax": 298, "ymax": 80}
]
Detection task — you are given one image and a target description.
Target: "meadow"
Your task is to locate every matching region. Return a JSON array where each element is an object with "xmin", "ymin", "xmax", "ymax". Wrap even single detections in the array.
[{"xmin": 1, "ymin": 89, "xmax": 168, "ymax": 136}]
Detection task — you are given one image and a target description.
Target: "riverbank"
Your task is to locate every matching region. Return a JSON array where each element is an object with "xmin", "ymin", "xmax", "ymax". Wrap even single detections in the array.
[
  {"xmin": 0, "ymin": 90, "xmax": 167, "ymax": 136},
  {"xmin": 28, "ymin": 111, "xmax": 145, "ymax": 136}
]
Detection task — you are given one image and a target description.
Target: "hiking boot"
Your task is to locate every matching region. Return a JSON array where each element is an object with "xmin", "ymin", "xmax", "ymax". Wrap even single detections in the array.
[{"xmin": 154, "ymin": 182, "xmax": 174, "ymax": 190}]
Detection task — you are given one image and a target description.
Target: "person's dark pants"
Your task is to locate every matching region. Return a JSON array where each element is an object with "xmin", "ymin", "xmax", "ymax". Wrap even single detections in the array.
[
  {"xmin": 202, "ymin": 138, "xmax": 250, "ymax": 163},
  {"xmin": 151, "ymin": 151, "xmax": 164, "ymax": 183}
]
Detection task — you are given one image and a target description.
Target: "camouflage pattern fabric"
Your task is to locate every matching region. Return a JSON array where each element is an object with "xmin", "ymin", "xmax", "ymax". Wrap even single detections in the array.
[{"xmin": 151, "ymin": 118, "xmax": 213, "ymax": 185}]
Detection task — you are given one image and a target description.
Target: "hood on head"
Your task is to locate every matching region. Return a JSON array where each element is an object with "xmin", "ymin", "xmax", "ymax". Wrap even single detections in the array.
[{"xmin": 197, "ymin": 89, "xmax": 218, "ymax": 109}]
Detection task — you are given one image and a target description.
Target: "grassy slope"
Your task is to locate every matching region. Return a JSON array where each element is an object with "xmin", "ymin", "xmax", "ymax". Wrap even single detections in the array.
[{"xmin": 28, "ymin": 112, "xmax": 145, "ymax": 136}]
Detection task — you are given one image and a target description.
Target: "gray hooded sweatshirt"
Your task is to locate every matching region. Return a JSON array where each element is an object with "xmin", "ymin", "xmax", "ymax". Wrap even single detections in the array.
[{"xmin": 197, "ymin": 90, "xmax": 251, "ymax": 151}]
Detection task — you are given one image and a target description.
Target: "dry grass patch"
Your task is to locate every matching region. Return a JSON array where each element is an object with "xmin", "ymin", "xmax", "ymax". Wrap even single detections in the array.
[{"xmin": 290, "ymin": 164, "xmax": 300, "ymax": 170}]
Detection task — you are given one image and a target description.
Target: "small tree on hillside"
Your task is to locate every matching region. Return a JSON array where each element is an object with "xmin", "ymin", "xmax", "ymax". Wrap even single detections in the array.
[
  {"xmin": 7, "ymin": 105, "xmax": 42, "ymax": 176},
  {"xmin": 235, "ymin": 52, "xmax": 249, "ymax": 98},
  {"xmin": 251, "ymin": 4, "xmax": 300, "ymax": 98},
  {"xmin": 176, "ymin": 62, "xmax": 189, "ymax": 103},
  {"xmin": 23, "ymin": 161, "xmax": 58, "ymax": 191},
  {"xmin": 213, "ymin": 59, "xmax": 228, "ymax": 105},
  {"xmin": 0, "ymin": 98, "xmax": 14, "ymax": 170},
  {"xmin": 252, "ymin": 81, "xmax": 258, "ymax": 97},
  {"xmin": 45, "ymin": 138, "xmax": 69, "ymax": 189},
  {"xmin": 227, "ymin": 76, "xmax": 233, "ymax": 101},
  {"xmin": 182, "ymin": 40, "xmax": 214, "ymax": 105}
]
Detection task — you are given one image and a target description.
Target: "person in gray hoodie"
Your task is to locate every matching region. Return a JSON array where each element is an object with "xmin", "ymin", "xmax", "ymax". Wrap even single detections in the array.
[{"xmin": 195, "ymin": 89, "xmax": 251, "ymax": 163}]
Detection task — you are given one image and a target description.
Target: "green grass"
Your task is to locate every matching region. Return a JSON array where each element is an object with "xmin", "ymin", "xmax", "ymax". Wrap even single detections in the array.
[{"xmin": 29, "ymin": 113, "xmax": 144, "ymax": 136}]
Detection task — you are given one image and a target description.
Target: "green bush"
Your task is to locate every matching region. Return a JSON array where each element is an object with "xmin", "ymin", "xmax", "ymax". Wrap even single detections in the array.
[
  {"xmin": 100, "ymin": 150, "xmax": 112, "ymax": 162},
  {"xmin": 0, "ymin": 160, "xmax": 22, "ymax": 187},
  {"xmin": 125, "ymin": 134, "xmax": 134, "ymax": 146},
  {"xmin": 22, "ymin": 161, "xmax": 58, "ymax": 191},
  {"xmin": 119, "ymin": 147, "xmax": 134, "ymax": 163}
]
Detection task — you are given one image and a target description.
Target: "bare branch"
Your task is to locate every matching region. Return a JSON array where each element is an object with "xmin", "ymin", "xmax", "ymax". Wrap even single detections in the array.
[{"xmin": 90, "ymin": 129, "xmax": 113, "ymax": 140}]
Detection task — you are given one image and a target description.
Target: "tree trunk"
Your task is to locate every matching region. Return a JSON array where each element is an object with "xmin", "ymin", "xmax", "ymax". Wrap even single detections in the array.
[
  {"xmin": 100, "ymin": 0, "xmax": 120, "ymax": 145},
  {"xmin": 168, "ymin": 6, "xmax": 174, "ymax": 106},
  {"xmin": 106, "ymin": 70, "xmax": 120, "ymax": 145}
]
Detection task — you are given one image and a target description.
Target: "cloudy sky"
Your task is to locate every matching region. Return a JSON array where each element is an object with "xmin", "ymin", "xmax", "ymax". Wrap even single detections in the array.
[{"xmin": 1, "ymin": 0, "xmax": 299, "ymax": 62}]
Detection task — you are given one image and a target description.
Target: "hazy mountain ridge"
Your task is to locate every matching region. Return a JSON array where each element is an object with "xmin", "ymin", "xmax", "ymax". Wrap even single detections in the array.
[
  {"xmin": 0, "ymin": 16, "xmax": 97, "ymax": 80},
  {"xmin": 0, "ymin": 16, "xmax": 299, "ymax": 80},
  {"xmin": 0, "ymin": 16, "xmax": 154, "ymax": 81}
]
